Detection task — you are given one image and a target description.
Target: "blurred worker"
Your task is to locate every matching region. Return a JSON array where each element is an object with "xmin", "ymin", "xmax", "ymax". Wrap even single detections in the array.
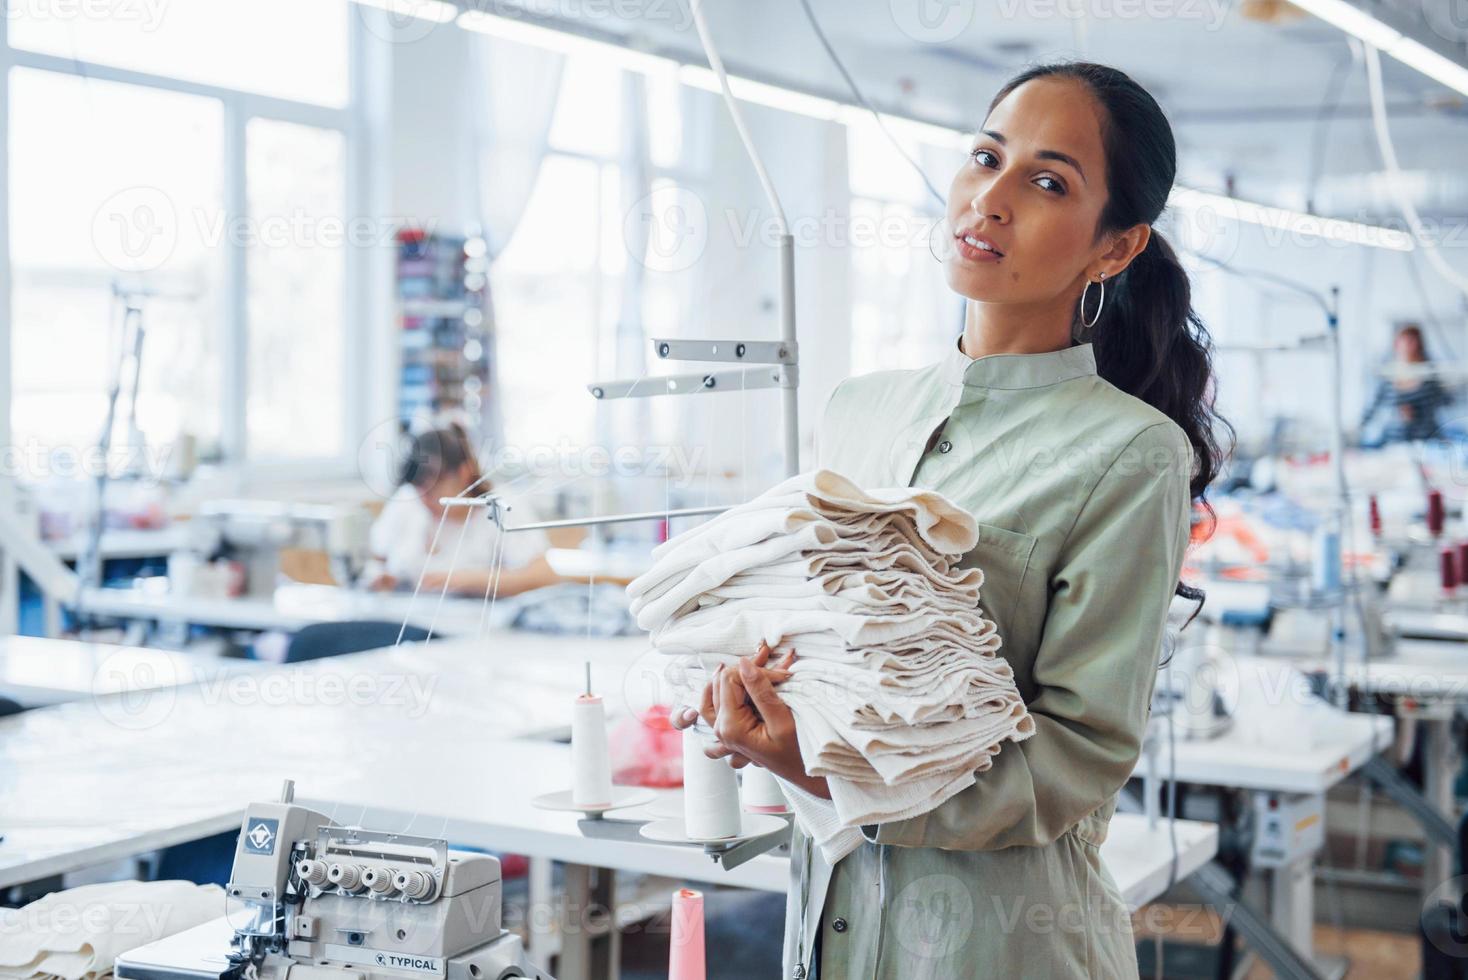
[
  {"xmin": 365, "ymin": 423, "xmax": 562, "ymax": 596},
  {"xmin": 1360, "ymin": 322, "xmax": 1453, "ymax": 445}
]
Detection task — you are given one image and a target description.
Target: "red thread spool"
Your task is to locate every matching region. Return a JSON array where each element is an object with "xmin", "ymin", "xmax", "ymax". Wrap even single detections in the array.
[
  {"xmin": 1368, "ymin": 495, "xmax": 1382, "ymax": 538},
  {"xmin": 1428, "ymin": 489, "xmax": 1446, "ymax": 537},
  {"xmin": 1459, "ymin": 542, "xmax": 1468, "ymax": 588},
  {"xmin": 1442, "ymin": 546, "xmax": 1459, "ymax": 593}
]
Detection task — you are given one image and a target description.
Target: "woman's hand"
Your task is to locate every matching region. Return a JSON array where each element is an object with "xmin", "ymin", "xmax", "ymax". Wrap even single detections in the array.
[
  {"xmin": 668, "ymin": 644, "xmax": 793, "ymax": 770},
  {"xmin": 669, "ymin": 644, "xmax": 831, "ymax": 800}
]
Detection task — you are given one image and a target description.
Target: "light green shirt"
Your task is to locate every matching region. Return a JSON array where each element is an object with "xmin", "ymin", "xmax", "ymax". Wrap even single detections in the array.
[{"xmin": 782, "ymin": 338, "xmax": 1193, "ymax": 980}]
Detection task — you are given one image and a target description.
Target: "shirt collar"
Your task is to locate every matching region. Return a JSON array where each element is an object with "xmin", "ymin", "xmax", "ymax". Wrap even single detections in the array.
[{"xmin": 941, "ymin": 334, "xmax": 1098, "ymax": 389}]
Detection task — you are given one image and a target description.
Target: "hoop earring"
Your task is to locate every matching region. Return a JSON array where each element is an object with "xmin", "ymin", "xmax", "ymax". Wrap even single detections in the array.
[
  {"xmin": 1081, "ymin": 273, "xmax": 1107, "ymax": 329},
  {"xmin": 927, "ymin": 219, "xmax": 947, "ymax": 263}
]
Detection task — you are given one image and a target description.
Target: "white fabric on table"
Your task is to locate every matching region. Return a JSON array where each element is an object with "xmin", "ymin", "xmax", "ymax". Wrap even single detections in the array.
[{"xmin": 0, "ymin": 881, "xmax": 224, "ymax": 980}]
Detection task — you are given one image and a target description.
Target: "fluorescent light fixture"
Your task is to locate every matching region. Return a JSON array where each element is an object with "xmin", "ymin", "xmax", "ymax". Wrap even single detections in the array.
[
  {"xmin": 1386, "ymin": 36, "xmax": 1468, "ymax": 97},
  {"xmin": 1288, "ymin": 0, "xmax": 1468, "ymax": 96},
  {"xmin": 456, "ymin": 8, "xmax": 676, "ymax": 75},
  {"xmin": 348, "ymin": 0, "xmax": 458, "ymax": 23},
  {"xmin": 677, "ymin": 64, "xmax": 841, "ymax": 121},
  {"xmin": 1170, "ymin": 186, "xmax": 1415, "ymax": 251}
]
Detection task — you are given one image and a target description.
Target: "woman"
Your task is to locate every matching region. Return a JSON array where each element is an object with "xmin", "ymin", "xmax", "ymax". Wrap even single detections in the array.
[
  {"xmin": 673, "ymin": 63, "xmax": 1228, "ymax": 977},
  {"xmin": 1360, "ymin": 322, "xmax": 1452, "ymax": 445},
  {"xmin": 366, "ymin": 423, "xmax": 562, "ymax": 597}
]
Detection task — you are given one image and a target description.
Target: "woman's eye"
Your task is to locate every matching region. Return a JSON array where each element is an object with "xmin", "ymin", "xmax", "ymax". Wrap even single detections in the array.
[
  {"xmin": 1036, "ymin": 175, "xmax": 1065, "ymax": 195},
  {"xmin": 971, "ymin": 148, "xmax": 997, "ymax": 168}
]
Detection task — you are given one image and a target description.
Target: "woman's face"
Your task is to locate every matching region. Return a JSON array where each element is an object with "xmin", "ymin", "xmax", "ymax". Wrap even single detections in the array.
[
  {"xmin": 1395, "ymin": 330, "xmax": 1424, "ymax": 362},
  {"xmin": 945, "ymin": 77, "xmax": 1128, "ymax": 308}
]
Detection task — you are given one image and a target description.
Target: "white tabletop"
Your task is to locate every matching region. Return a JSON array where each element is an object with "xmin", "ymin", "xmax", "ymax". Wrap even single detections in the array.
[
  {"xmin": 0, "ymin": 636, "xmax": 265, "ymax": 707},
  {"xmin": 1140, "ymin": 655, "xmax": 1393, "ymax": 794},
  {"xmin": 76, "ymin": 583, "xmax": 504, "ymax": 636},
  {"xmin": 0, "ymin": 633, "xmax": 1215, "ymax": 905}
]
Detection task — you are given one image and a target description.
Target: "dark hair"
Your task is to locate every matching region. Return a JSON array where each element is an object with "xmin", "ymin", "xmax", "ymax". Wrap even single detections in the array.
[
  {"xmin": 987, "ymin": 62, "xmax": 1233, "ymax": 614},
  {"xmin": 399, "ymin": 423, "xmax": 478, "ymax": 490}
]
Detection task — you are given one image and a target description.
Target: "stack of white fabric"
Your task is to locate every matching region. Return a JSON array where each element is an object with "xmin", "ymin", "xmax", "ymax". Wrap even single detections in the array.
[
  {"xmin": 0, "ymin": 881, "xmax": 224, "ymax": 980},
  {"xmin": 629, "ymin": 470, "xmax": 1034, "ymax": 861}
]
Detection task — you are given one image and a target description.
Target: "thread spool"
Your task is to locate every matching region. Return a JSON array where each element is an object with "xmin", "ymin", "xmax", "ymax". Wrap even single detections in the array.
[
  {"xmin": 1368, "ymin": 495, "xmax": 1382, "ymax": 539},
  {"xmin": 572, "ymin": 694, "xmax": 614, "ymax": 808},
  {"xmin": 296, "ymin": 859, "xmax": 329, "ymax": 887},
  {"xmin": 669, "ymin": 888, "xmax": 706, "ymax": 980},
  {"xmin": 1428, "ymin": 489, "xmax": 1446, "ymax": 538},
  {"xmin": 1458, "ymin": 542, "xmax": 1468, "ymax": 590},
  {"xmin": 362, "ymin": 866, "xmax": 397, "ymax": 895},
  {"xmin": 327, "ymin": 863, "xmax": 363, "ymax": 891},
  {"xmin": 1310, "ymin": 524, "xmax": 1341, "ymax": 595},
  {"xmin": 1442, "ymin": 546, "xmax": 1459, "ymax": 597},
  {"xmin": 681, "ymin": 729, "xmax": 742, "ymax": 839},
  {"xmin": 740, "ymin": 765, "xmax": 788, "ymax": 814},
  {"xmin": 393, "ymin": 869, "xmax": 435, "ymax": 900}
]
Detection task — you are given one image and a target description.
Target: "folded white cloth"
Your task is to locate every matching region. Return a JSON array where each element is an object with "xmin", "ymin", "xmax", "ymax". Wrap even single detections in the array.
[
  {"xmin": 637, "ymin": 470, "xmax": 1033, "ymax": 842},
  {"xmin": 0, "ymin": 881, "xmax": 224, "ymax": 980}
]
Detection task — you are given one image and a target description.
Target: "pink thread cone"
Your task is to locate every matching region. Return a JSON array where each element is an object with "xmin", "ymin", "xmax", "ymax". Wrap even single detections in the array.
[{"xmin": 669, "ymin": 887, "xmax": 706, "ymax": 980}]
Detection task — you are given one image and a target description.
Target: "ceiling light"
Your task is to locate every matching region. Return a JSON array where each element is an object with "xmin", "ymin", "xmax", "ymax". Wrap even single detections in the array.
[
  {"xmin": 348, "ymin": 0, "xmax": 458, "ymax": 24},
  {"xmin": 1170, "ymin": 186, "xmax": 1415, "ymax": 250}
]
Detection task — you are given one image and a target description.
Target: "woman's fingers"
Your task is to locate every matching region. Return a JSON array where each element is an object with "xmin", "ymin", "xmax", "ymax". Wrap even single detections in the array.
[{"xmin": 668, "ymin": 705, "xmax": 700, "ymax": 730}]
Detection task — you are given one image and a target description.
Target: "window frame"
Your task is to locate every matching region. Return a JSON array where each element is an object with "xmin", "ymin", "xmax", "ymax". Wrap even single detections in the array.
[{"xmin": 0, "ymin": 8, "xmax": 383, "ymax": 484}]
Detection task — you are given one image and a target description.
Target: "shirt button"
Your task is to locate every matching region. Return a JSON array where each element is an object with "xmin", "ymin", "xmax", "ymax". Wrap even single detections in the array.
[
  {"xmin": 832, "ymin": 917, "xmax": 848, "ymax": 933},
  {"xmin": 937, "ymin": 440, "xmax": 953, "ymax": 454}
]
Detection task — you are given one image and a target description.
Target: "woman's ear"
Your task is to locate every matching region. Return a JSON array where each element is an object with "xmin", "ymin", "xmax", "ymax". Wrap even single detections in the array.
[{"xmin": 1098, "ymin": 223, "xmax": 1151, "ymax": 278}]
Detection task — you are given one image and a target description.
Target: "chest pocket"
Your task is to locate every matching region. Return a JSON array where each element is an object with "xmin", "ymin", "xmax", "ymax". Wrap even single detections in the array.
[{"xmin": 959, "ymin": 522, "xmax": 1038, "ymax": 648}]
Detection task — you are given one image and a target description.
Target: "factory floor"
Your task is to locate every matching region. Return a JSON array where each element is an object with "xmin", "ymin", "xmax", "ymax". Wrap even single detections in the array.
[{"xmin": 1135, "ymin": 902, "xmax": 1423, "ymax": 979}]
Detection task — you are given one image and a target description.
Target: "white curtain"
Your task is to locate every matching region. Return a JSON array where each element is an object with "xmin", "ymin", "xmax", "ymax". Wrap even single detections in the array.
[{"xmin": 468, "ymin": 36, "xmax": 566, "ymax": 446}]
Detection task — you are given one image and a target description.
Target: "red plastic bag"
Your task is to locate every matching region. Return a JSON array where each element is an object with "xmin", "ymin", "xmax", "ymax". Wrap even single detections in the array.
[{"xmin": 610, "ymin": 704, "xmax": 684, "ymax": 788}]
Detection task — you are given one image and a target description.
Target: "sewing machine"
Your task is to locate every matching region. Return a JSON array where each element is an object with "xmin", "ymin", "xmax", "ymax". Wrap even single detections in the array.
[
  {"xmin": 115, "ymin": 782, "xmax": 549, "ymax": 980},
  {"xmin": 180, "ymin": 500, "xmax": 374, "ymax": 594}
]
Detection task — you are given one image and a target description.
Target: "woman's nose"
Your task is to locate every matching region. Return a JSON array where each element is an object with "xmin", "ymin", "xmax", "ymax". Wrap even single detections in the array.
[{"xmin": 970, "ymin": 189, "xmax": 1010, "ymax": 224}]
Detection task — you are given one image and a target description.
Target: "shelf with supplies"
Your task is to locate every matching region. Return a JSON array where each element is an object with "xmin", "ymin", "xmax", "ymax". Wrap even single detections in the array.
[{"xmin": 395, "ymin": 228, "xmax": 493, "ymax": 427}]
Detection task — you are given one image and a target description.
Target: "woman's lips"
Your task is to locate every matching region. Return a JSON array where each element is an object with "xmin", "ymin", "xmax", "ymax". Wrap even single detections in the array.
[{"xmin": 954, "ymin": 234, "xmax": 1003, "ymax": 264}]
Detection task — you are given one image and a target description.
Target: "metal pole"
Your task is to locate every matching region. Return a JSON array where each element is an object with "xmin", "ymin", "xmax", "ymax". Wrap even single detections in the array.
[{"xmin": 779, "ymin": 233, "xmax": 799, "ymax": 479}]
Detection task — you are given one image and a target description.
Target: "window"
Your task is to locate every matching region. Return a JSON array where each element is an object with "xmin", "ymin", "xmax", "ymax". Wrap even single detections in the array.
[
  {"xmin": 847, "ymin": 119, "xmax": 960, "ymax": 375},
  {"xmin": 8, "ymin": 0, "xmax": 349, "ymax": 106},
  {"xmin": 8, "ymin": 67, "xmax": 225, "ymax": 470},
  {"xmin": 5, "ymin": 5, "xmax": 359, "ymax": 478},
  {"xmin": 245, "ymin": 119, "xmax": 347, "ymax": 460},
  {"xmin": 493, "ymin": 60, "xmax": 628, "ymax": 454}
]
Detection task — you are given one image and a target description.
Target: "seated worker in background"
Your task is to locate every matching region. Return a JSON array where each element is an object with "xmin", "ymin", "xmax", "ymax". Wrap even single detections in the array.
[
  {"xmin": 366, "ymin": 423, "xmax": 566, "ymax": 597},
  {"xmin": 1360, "ymin": 322, "xmax": 1454, "ymax": 445}
]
